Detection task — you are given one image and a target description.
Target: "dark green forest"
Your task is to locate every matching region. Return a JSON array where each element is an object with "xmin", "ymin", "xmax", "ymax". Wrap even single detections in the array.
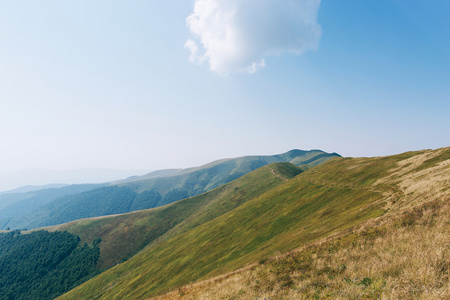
[{"xmin": 0, "ymin": 230, "xmax": 100, "ymax": 300}]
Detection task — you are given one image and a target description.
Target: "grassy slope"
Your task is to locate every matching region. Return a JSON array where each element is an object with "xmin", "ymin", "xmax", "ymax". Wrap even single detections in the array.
[
  {"xmin": 157, "ymin": 199, "xmax": 450, "ymax": 300},
  {"xmin": 10, "ymin": 150, "xmax": 337, "ymax": 230},
  {"xmin": 57, "ymin": 153, "xmax": 403, "ymax": 299},
  {"xmin": 124, "ymin": 149, "xmax": 338, "ymax": 194},
  {"xmin": 48, "ymin": 163, "xmax": 302, "ymax": 269},
  {"xmin": 154, "ymin": 146, "xmax": 450, "ymax": 299},
  {"xmin": 59, "ymin": 147, "xmax": 449, "ymax": 299}
]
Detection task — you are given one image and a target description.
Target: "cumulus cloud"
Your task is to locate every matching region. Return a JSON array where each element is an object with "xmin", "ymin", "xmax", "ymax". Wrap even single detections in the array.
[{"xmin": 185, "ymin": 0, "xmax": 322, "ymax": 74}]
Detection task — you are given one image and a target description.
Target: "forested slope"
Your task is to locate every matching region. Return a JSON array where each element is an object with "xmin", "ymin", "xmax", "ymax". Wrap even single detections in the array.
[
  {"xmin": 0, "ymin": 184, "xmax": 105, "ymax": 230},
  {"xmin": 0, "ymin": 230, "xmax": 99, "ymax": 300}
]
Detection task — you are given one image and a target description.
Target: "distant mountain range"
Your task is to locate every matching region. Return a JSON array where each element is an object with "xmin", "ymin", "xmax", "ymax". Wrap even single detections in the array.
[
  {"xmin": 0, "ymin": 184, "xmax": 68, "ymax": 195},
  {"xmin": 0, "ymin": 146, "xmax": 448, "ymax": 299},
  {"xmin": 0, "ymin": 149, "xmax": 339, "ymax": 230},
  {"xmin": 0, "ymin": 184, "xmax": 106, "ymax": 229},
  {"xmin": 0, "ymin": 168, "xmax": 152, "ymax": 193}
]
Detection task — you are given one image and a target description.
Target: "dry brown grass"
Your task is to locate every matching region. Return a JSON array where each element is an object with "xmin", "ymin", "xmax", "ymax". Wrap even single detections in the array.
[
  {"xmin": 152, "ymin": 198, "xmax": 450, "ymax": 300},
  {"xmin": 376, "ymin": 147, "xmax": 450, "ymax": 212}
]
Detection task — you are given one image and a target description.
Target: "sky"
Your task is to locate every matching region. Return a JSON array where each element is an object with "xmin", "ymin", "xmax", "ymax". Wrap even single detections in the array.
[{"xmin": 0, "ymin": 0, "xmax": 449, "ymax": 182}]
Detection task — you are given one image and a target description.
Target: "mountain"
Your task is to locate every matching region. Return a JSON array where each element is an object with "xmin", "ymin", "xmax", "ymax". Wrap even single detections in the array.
[
  {"xmin": 0, "ymin": 184, "xmax": 106, "ymax": 230},
  {"xmin": 0, "ymin": 184, "xmax": 68, "ymax": 195},
  {"xmin": 0, "ymin": 162, "xmax": 300, "ymax": 300},
  {"xmin": 0, "ymin": 168, "xmax": 151, "ymax": 192},
  {"xmin": 57, "ymin": 146, "xmax": 449, "ymax": 299},
  {"xmin": 153, "ymin": 148, "xmax": 450, "ymax": 300},
  {"xmin": 110, "ymin": 169, "xmax": 182, "ymax": 185},
  {"xmin": 3, "ymin": 149, "xmax": 338, "ymax": 230},
  {"xmin": 46, "ymin": 162, "xmax": 302, "ymax": 269}
]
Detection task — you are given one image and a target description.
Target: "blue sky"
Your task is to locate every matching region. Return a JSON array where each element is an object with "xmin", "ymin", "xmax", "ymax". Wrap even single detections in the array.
[{"xmin": 0, "ymin": 0, "xmax": 449, "ymax": 175}]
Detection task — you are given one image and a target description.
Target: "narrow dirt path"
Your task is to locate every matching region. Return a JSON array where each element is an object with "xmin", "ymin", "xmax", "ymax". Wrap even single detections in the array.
[{"xmin": 266, "ymin": 166, "xmax": 289, "ymax": 182}]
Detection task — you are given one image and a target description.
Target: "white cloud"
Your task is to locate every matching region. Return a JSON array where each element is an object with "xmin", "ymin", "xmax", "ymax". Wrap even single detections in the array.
[
  {"xmin": 186, "ymin": 0, "xmax": 322, "ymax": 74},
  {"xmin": 184, "ymin": 39, "xmax": 204, "ymax": 64}
]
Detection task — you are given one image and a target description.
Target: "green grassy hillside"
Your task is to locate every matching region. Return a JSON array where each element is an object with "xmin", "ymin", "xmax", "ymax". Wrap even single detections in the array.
[
  {"xmin": 51, "ymin": 149, "xmax": 428, "ymax": 299},
  {"xmin": 7, "ymin": 150, "xmax": 337, "ymax": 230},
  {"xmin": 47, "ymin": 163, "xmax": 302, "ymax": 269},
  {"xmin": 56, "ymin": 146, "xmax": 450, "ymax": 300},
  {"xmin": 119, "ymin": 149, "xmax": 338, "ymax": 195},
  {"xmin": 155, "ymin": 198, "xmax": 450, "ymax": 300},
  {"xmin": 155, "ymin": 148, "xmax": 450, "ymax": 300},
  {"xmin": 117, "ymin": 149, "xmax": 336, "ymax": 187}
]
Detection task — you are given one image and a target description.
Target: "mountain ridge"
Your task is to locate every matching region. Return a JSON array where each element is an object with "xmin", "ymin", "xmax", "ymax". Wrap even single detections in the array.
[
  {"xmin": 2, "ymin": 149, "xmax": 338, "ymax": 230},
  {"xmin": 45, "ymin": 162, "xmax": 303, "ymax": 269},
  {"xmin": 0, "ymin": 184, "xmax": 69, "ymax": 195}
]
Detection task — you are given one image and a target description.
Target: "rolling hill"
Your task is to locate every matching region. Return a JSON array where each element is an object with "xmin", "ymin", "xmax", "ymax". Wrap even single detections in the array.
[
  {"xmin": 0, "ymin": 162, "xmax": 301, "ymax": 300},
  {"xmin": 155, "ymin": 147, "xmax": 450, "ymax": 299},
  {"xmin": 45, "ymin": 162, "xmax": 302, "ymax": 269},
  {"xmin": 56, "ymin": 146, "xmax": 449, "ymax": 299},
  {"xmin": 0, "ymin": 184, "xmax": 105, "ymax": 230},
  {"xmin": 3, "ymin": 149, "xmax": 338, "ymax": 230}
]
